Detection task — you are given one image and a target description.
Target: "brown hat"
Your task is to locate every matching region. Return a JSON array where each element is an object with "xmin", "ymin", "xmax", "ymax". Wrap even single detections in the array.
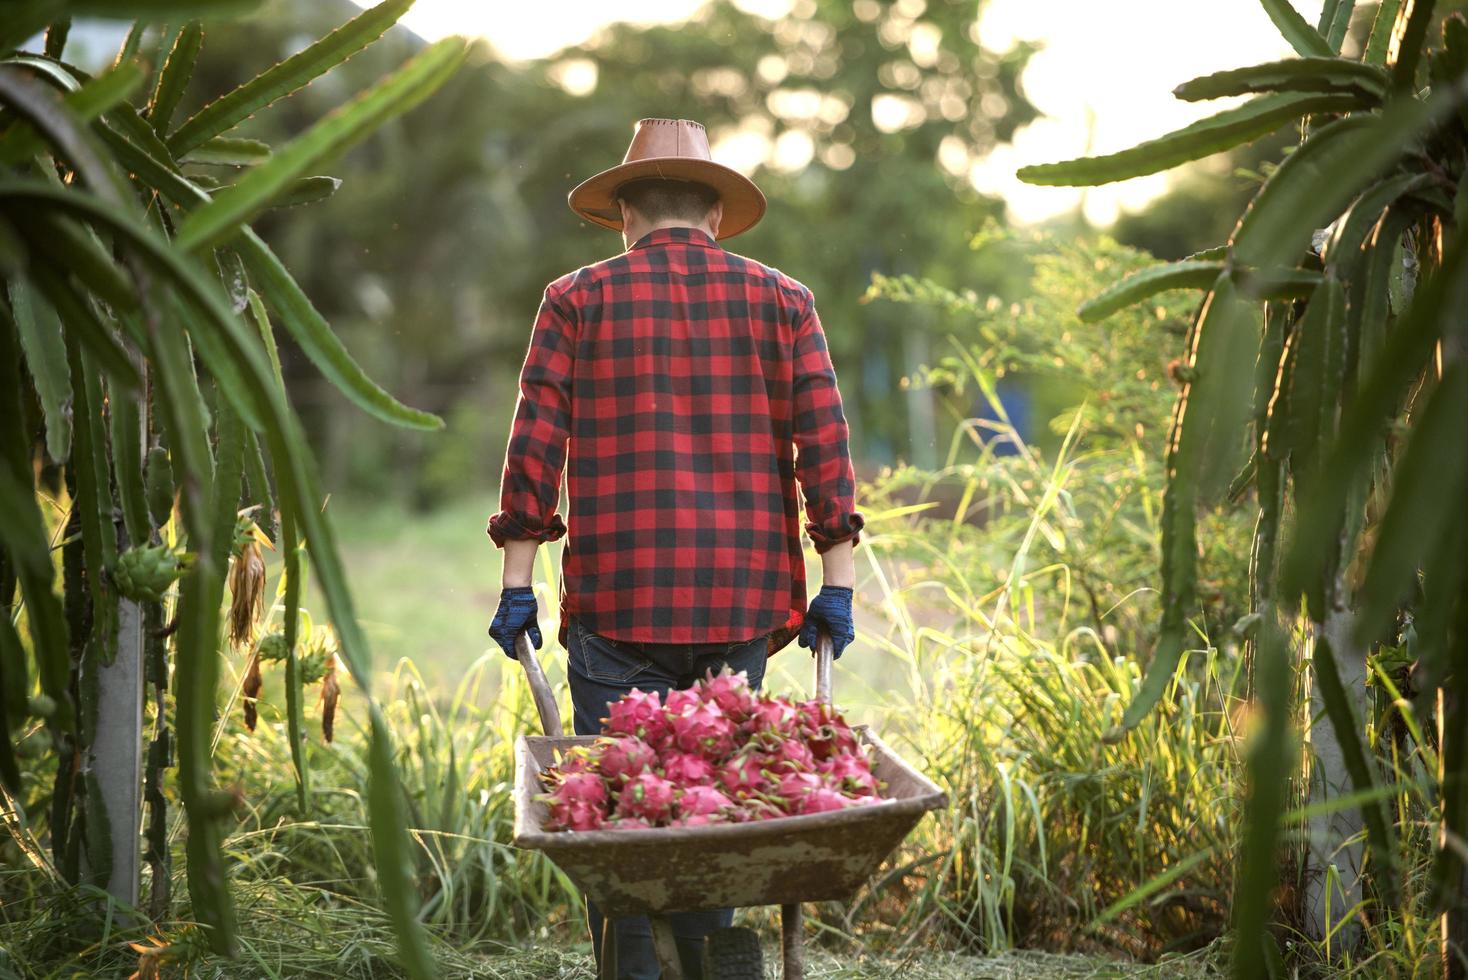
[{"xmin": 568, "ymin": 118, "xmax": 767, "ymax": 240}]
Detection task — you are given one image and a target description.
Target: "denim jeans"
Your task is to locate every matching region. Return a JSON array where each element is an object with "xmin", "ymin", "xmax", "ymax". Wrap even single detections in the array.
[{"xmin": 565, "ymin": 615, "xmax": 768, "ymax": 980}]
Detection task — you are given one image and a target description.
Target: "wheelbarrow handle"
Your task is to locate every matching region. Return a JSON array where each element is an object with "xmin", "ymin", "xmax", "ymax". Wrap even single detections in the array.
[
  {"xmin": 815, "ymin": 628, "xmax": 834, "ymax": 706},
  {"xmin": 517, "ymin": 625, "xmax": 836, "ymax": 737},
  {"xmin": 516, "ymin": 632, "xmax": 563, "ymax": 736}
]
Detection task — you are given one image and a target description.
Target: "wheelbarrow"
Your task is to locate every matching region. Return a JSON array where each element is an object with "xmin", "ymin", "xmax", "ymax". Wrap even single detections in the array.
[{"xmin": 511, "ymin": 630, "xmax": 947, "ymax": 980}]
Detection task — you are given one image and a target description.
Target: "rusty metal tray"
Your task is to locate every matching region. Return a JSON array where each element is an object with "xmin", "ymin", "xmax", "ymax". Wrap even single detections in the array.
[{"xmin": 512, "ymin": 725, "xmax": 946, "ymax": 916}]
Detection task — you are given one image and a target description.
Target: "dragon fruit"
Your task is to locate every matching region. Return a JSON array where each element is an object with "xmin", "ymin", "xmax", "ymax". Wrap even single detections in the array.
[
  {"xmin": 541, "ymin": 772, "xmax": 610, "ymax": 831},
  {"xmin": 819, "ymin": 752, "xmax": 880, "ymax": 796},
  {"xmin": 617, "ymin": 772, "xmax": 677, "ymax": 822},
  {"xmin": 699, "ymin": 670, "xmax": 758, "ymax": 721},
  {"xmin": 539, "ymin": 678, "xmax": 891, "ymax": 832},
  {"xmin": 742, "ymin": 696, "xmax": 801, "ymax": 739},
  {"xmin": 596, "ymin": 735, "xmax": 658, "ymax": 785},
  {"xmin": 604, "ymin": 688, "xmax": 671, "ymax": 747},
  {"xmin": 717, "ymin": 749, "xmax": 772, "ymax": 798},
  {"xmin": 753, "ymin": 734, "xmax": 815, "ymax": 775},
  {"xmin": 660, "ymin": 751, "xmax": 716, "ymax": 786},
  {"xmin": 794, "ymin": 700, "xmax": 860, "ymax": 760},
  {"xmin": 676, "ymin": 785, "xmax": 735, "ymax": 820},
  {"xmin": 669, "ymin": 701, "xmax": 736, "ymax": 760}
]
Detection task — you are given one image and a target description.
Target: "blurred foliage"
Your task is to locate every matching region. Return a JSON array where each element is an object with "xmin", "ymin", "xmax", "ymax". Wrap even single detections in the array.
[
  {"xmin": 178, "ymin": 0, "xmax": 1042, "ymax": 501},
  {"xmin": 862, "ymin": 231, "xmax": 1254, "ymax": 653}
]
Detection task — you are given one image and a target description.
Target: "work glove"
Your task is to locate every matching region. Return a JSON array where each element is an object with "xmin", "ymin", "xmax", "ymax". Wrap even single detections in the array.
[
  {"xmin": 489, "ymin": 586, "xmax": 541, "ymax": 660},
  {"xmin": 798, "ymin": 585, "xmax": 855, "ymax": 660}
]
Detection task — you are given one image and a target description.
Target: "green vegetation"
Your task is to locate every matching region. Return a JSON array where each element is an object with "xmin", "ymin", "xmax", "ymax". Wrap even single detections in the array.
[{"xmin": 5, "ymin": 0, "xmax": 1468, "ymax": 978}]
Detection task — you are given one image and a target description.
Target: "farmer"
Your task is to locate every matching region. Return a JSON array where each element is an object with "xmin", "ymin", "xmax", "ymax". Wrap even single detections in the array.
[{"xmin": 486, "ymin": 117, "xmax": 863, "ymax": 979}]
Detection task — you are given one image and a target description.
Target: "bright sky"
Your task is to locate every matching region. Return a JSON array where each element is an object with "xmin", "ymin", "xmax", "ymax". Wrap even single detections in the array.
[{"xmin": 364, "ymin": 0, "xmax": 1318, "ymax": 227}]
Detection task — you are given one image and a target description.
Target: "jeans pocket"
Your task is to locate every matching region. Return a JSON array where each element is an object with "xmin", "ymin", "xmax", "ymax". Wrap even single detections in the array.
[{"xmin": 576, "ymin": 622, "xmax": 653, "ymax": 685}]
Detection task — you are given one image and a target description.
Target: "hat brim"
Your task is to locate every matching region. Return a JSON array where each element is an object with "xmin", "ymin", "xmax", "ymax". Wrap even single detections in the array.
[{"xmin": 567, "ymin": 157, "xmax": 766, "ymax": 240}]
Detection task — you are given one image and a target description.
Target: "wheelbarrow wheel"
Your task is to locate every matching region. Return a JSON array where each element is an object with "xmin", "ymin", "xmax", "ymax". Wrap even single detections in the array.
[{"xmin": 702, "ymin": 926, "xmax": 763, "ymax": 980}]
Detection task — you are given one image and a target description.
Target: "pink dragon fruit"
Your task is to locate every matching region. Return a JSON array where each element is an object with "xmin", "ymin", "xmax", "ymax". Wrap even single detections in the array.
[
  {"xmin": 604, "ymin": 688, "xmax": 670, "ymax": 746},
  {"xmin": 545, "ymin": 800, "xmax": 607, "ymax": 831},
  {"xmin": 774, "ymin": 771, "xmax": 825, "ymax": 813},
  {"xmin": 596, "ymin": 735, "xmax": 658, "ymax": 785},
  {"xmin": 663, "ymin": 687, "xmax": 702, "ymax": 716},
  {"xmin": 660, "ymin": 751, "xmax": 716, "ymax": 786},
  {"xmin": 554, "ymin": 744, "xmax": 599, "ymax": 776},
  {"xmin": 676, "ymin": 785, "xmax": 735, "ymax": 820},
  {"xmin": 794, "ymin": 700, "xmax": 860, "ymax": 760},
  {"xmin": 718, "ymin": 749, "xmax": 772, "ymax": 798},
  {"xmin": 604, "ymin": 815, "xmax": 656, "ymax": 830},
  {"xmin": 819, "ymin": 753, "xmax": 880, "ymax": 796},
  {"xmin": 796, "ymin": 787, "xmax": 856, "ymax": 815},
  {"xmin": 541, "ymin": 773, "xmax": 610, "ymax": 831},
  {"xmin": 617, "ymin": 772, "xmax": 677, "ymax": 823},
  {"xmin": 669, "ymin": 701, "xmax": 736, "ymax": 759},
  {"xmin": 699, "ymin": 670, "xmax": 758, "ymax": 722},
  {"xmin": 753, "ymin": 734, "xmax": 815, "ymax": 775},
  {"xmin": 742, "ymin": 696, "xmax": 800, "ymax": 739}
]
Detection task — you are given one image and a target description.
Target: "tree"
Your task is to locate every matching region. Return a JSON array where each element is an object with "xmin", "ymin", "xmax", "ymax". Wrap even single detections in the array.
[
  {"xmin": 1018, "ymin": 0, "xmax": 1468, "ymax": 973},
  {"xmin": 0, "ymin": 2, "xmax": 464, "ymax": 976}
]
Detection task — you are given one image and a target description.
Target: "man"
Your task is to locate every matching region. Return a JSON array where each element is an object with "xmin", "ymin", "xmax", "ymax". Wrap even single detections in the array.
[{"xmin": 486, "ymin": 117, "xmax": 863, "ymax": 979}]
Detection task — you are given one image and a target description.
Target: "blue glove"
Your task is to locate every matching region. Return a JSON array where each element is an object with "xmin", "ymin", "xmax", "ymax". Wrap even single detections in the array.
[
  {"xmin": 489, "ymin": 586, "xmax": 541, "ymax": 660},
  {"xmin": 799, "ymin": 585, "xmax": 855, "ymax": 660}
]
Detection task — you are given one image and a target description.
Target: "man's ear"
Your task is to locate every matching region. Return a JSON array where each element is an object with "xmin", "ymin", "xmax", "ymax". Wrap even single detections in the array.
[{"xmin": 708, "ymin": 200, "xmax": 724, "ymax": 235}]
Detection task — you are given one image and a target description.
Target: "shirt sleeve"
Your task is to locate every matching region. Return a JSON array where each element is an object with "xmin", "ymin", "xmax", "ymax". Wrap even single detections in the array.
[
  {"xmin": 487, "ymin": 286, "xmax": 575, "ymax": 547},
  {"xmin": 791, "ymin": 290, "xmax": 864, "ymax": 554}
]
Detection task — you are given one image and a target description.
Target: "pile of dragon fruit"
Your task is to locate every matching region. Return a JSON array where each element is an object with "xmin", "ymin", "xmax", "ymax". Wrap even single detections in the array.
[{"xmin": 538, "ymin": 671, "xmax": 887, "ymax": 831}]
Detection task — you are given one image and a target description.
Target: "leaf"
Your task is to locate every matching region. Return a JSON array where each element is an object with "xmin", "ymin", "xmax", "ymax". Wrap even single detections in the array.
[
  {"xmin": 1231, "ymin": 617, "xmax": 1295, "ymax": 978},
  {"xmin": 8, "ymin": 279, "xmax": 72, "ymax": 463},
  {"xmin": 1016, "ymin": 93, "xmax": 1358, "ymax": 187},
  {"xmin": 368, "ymin": 707, "xmax": 438, "ymax": 980},
  {"xmin": 1353, "ymin": 364, "xmax": 1468, "ymax": 645},
  {"xmin": 175, "ymin": 37, "xmax": 466, "ymax": 252},
  {"xmin": 109, "ymin": 368, "xmax": 150, "ymax": 549},
  {"xmin": 263, "ymin": 174, "xmax": 341, "ymax": 210},
  {"xmin": 1259, "ymin": 0, "xmax": 1335, "ymax": 56},
  {"xmin": 22, "ymin": 209, "xmax": 140, "ymax": 314},
  {"xmin": 1390, "ymin": 0, "xmax": 1437, "ymax": 92},
  {"xmin": 1172, "ymin": 57, "xmax": 1388, "ymax": 103},
  {"xmin": 1282, "ymin": 222, "xmax": 1468, "ymax": 601},
  {"xmin": 1311, "ymin": 633, "xmax": 1400, "ymax": 907},
  {"xmin": 1076, "ymin": 260, "xmax": 1223, "ymax": 323},
  {"xmin": 1365, "ymin": 0, "xmax": 1405, "ymax": 64},
  {"xmin": 0, "ymin": 314, "xmax": 72, "ymax": 733},
  {"xmin": 1282, "ymin": 277, "xmax": 1346, "ymax": 474},
  {"xmin": 1322, "ymin": 0, "xmax": 1356, "ymax": 52},
  {"xmin": 28, "ymin": 263, "xmax": 140, "ymax": 392},
  {"xmin": 148, "ymin": 21, "xmax": 202, "ymax": 134},
  {"xmin": 179, "ymin": 135, "xmax": 270, "ymax": 165},
  {"xmin": 166, "ymin": 0, "xmax": 418, "ymax": 155},
  {"xmin": 1321, "ymin": 172, "xmax": 1431, "ymax": 273},
  {"xmin": 1115, "ymin": 273, "xmax": 1256, "ymax": 731},
  {"xmin": 1230, "ymin": 95, "xmax": 1451, "ymax": 275},
  {"xmin": 68, "ymin": 0, "xmax": 264, "ymax": 14},
  {"xmin": 0, "ymin": 60, "xmax": 143, "ymax": 170},
  {"xmin": 65, "ymin": 331, "xmax": 118, "ymax": 664}
]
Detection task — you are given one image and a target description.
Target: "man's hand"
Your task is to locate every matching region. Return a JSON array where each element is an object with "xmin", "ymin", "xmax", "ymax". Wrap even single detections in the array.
[
  {"xmin": 489, "ymin": 586, "xmax": 542, "ymax": 660},
  {"xmin": 798, "ymin": 585, "xmax": 855, "ymax": 660}
]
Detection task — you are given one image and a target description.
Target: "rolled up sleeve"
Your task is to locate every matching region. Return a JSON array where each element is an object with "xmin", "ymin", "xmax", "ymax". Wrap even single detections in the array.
[
  {"xmin": 487, "ymin": 286, "xmax": 575, "ymax": 548},
  {"xmin": 790, "ymin": 291, "xmax": 863, "ymax": 553}
]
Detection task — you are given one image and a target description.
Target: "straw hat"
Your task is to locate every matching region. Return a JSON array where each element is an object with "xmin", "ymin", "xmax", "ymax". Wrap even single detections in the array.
[{"xmin": 568, "ymin": 118, "xmax": 767, "ymax": 240}]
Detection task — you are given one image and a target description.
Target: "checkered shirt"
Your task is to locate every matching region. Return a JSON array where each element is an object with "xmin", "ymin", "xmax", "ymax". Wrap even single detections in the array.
[{"xmin": 487, "ymin": 226, "xmax": 863, "ymax": 654}]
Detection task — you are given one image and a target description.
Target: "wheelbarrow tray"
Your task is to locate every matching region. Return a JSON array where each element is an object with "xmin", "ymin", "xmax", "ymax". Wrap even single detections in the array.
[{"xmin": 513, "ymin": 726, "xmax": 946, "ymax": 917}]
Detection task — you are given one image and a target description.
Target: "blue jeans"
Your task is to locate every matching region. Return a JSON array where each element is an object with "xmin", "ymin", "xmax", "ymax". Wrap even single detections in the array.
[{"xmin": 566, "ymin": 615, "xmax": 768, "ymax": 980}]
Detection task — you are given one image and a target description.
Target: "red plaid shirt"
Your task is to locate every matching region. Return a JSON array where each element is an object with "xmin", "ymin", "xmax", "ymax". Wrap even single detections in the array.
[{"xmin": 488, "ymin": 226, "xmax": 863, "ymax": 653}]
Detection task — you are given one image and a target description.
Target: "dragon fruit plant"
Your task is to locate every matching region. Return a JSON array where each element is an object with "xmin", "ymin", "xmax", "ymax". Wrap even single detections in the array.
[{"xmin": 538, "ymin": 670, "xmax": 887, "ymax": 831}]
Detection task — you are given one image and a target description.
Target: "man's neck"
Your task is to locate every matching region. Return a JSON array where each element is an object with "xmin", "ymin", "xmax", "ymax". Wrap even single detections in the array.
[{"xmin": 622, "ymin": 219, "xmax": 715, "ymax": 250}]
